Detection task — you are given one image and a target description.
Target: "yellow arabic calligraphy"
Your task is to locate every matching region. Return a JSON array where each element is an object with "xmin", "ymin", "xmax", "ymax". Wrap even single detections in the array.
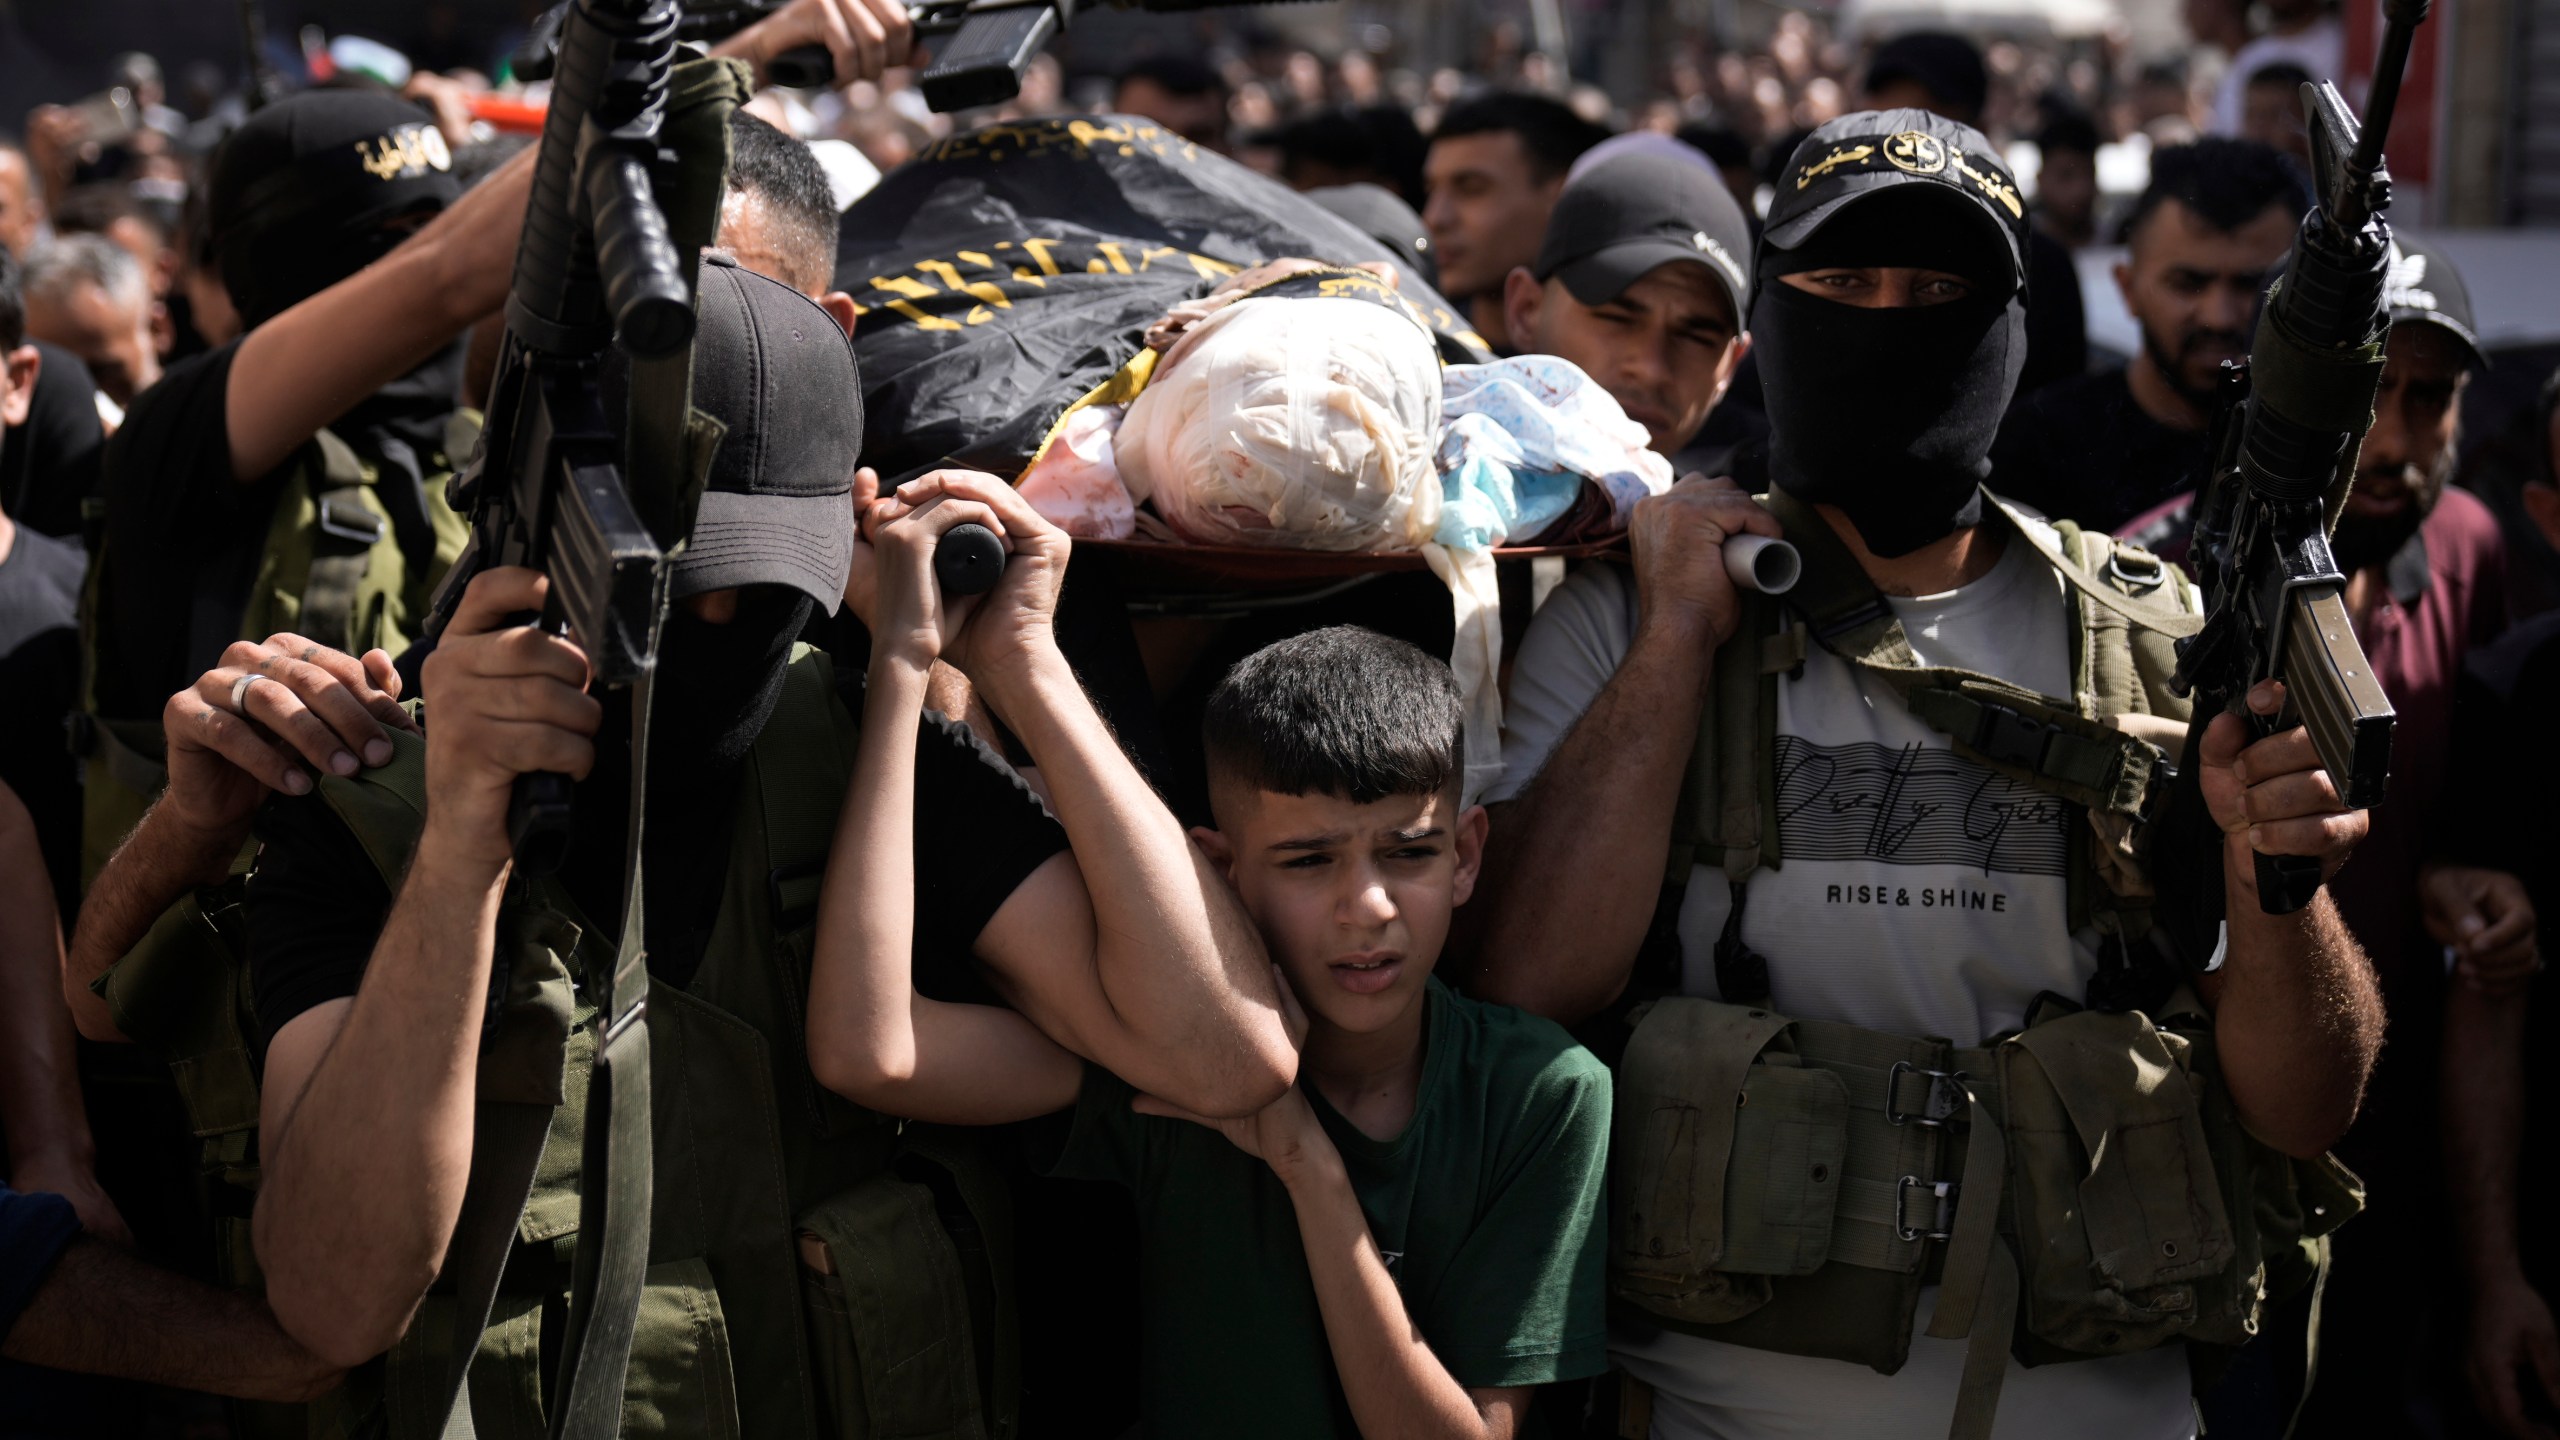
[{"xmin": 1795, "ymin": 144, "xmax": 1875, "ymax": 189}]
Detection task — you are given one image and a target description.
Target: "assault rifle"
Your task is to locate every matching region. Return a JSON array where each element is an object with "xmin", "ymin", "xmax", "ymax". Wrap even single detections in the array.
[
  {"xmin": 421, "ymin": 0, "xmax": 714, "ymax": 1433},
  {"xmin": 2168, "ymin": 1, "xmax": 2427, "ymax": 914}
]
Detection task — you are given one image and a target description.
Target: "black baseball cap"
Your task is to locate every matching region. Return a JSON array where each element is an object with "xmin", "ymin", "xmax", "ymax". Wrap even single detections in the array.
[
  {"xmin": 207, "ymin": 89, "xmax": 461, "ymax": 326},
  {"xmin": 2383, "ymin": 235, "xmax": 2486, "ymax": 371},
  {"xmin": 1763, "ymin": 109, "xmax": 2028, "ymax": 288},
  {"xmin": 1533, "ymin": 150, "xmax": 1753, "ymax": 321},
  {"xmin": 667, "ymin": 253, "xmax": 863, "ymax": 613}
]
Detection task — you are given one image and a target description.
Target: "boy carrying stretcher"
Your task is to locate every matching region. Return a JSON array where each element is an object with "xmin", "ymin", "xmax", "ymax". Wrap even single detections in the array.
[{"xmin": 805, "ymin": 470, "xmax": 1611, "ymax": 1438}]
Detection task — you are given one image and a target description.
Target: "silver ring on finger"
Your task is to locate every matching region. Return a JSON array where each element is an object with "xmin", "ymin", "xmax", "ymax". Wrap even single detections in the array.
[{"xmin": 230, "ymin": 672, "xmax": 270, "ymax": 715}]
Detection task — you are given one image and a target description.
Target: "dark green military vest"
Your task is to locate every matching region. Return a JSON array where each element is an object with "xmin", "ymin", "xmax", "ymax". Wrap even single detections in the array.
[{"xmin": 97, "ymin": 647, "xmax": 1015, "ymax": 1439}]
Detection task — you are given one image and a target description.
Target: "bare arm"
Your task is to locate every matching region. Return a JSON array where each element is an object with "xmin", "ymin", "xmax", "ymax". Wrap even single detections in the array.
[
  {"xmin": 61, "ymin": 802, "xmax": 225, "ymax": 1044},
  {"xmin": 253, "ymin": 570, "xmax": 598, "ymax": 1368},
  {"xmin": 1462, "ymin": 478, "xmax": 1783, "ymax": 1024},
  {"xmin": 1462, "ymin": 621, "xmax": 1711, "ymax": 1023},
  {"xmin": 707, "ymin": 0, "xmax": 913, "ymax": 89},
  {"xmin": 225, "ymin": 145, "xmax": 534, "ymax": 481},
  {"xmin": 896, "ymin": 471, "xmax": 1297, "ymax": 1118},
  {"xmin": 2193, "ymin": 684, "xmax": 2385, "ymax": 1158},
  {"xmin": 1133, "ymin": 1087, "xmax": 1526, "ymax": 1440},
  {"xmin": 2438, "ymin": 893, "xmax": 2560, "ymax": 1439},
  {"xmin": 806, "ymin": 497, "xmax": 1083, "ymax": 1124},
  {"xmin": 3, "ymin": 1234, "xmax": 342, "ymax": 1402},
  {"xmin": 0, "ymin": 784, "xmax": 127, "ymax": 1242}
]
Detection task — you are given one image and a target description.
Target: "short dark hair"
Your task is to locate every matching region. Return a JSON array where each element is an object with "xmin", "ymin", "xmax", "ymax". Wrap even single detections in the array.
[
  {"xmin": 51, "ymin": 183, "xmax": 166, "ymax": 244},
  {"xmin": 0, "ymin": 244, "xmax": 23, "ymax": 350},
  {"xmin": 2121, "ymin": 137, "xmax": 2307, "ymax": 243},
  {"xmin": 2243, "ymin": 61, "xmax": 2315, "ymax": 93},
  {"xmin": 1269, "ymin": 104, "xmax": 1427, "ymax": 203},
  {"xmin": 1204, "ymin": 627, "xmax": 1463, "ymax": 806},
  {"xmin": 1430, "ymin": 92, "xmax": 1609, "ymax": 182},
  {"xmin": 726, "ymin": 113, "xmax": 838, "ymax": 296},
  {"xmin": 1673, "ymin": 122, "xmax": 1752, "ymax": 174},
  {"xmin": 2035, "ymin": 108, "xmax": 2101, "ymax": 159},
  {"xmin": 1864, "ymin": 31, "xmax": 1989, "ymax": 123},
  {"xmin": 1117, "ymin": 54, "xmax": 1226, "ymax": 101}
]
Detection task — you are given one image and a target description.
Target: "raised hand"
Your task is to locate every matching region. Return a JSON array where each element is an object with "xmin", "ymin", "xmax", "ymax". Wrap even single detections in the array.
[
  {"xmin": 161, "ymin": 636, "xmax": 415, "ymax": 845},
  {"xmin": 416, "ymin": 568, "xmax": 601, "ymax": 873},
  {"xmin": 883, "ymin": 469, "xmax": 1072, "ymax": 681}
]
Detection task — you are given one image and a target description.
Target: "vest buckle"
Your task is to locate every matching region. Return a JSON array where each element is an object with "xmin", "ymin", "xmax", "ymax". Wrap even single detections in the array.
[
  {"xmin": 317, "ymin": 494, "xmax": 385, "ymax": 547},
  {"xmin": 1969, "ymin": 703, "xmax": 2058, "ymax": 770},
  {"xmin": 1895, "ymin": 1176, "xmax": 1960, "ymax": 1243},
  {"xmin": 1886, "ymin": 1059, "xmax": 1969, "ymax": 1127},
  {"xmin": 2107, "ymin": 548, "xmax": 2167, "ymax": 594}
]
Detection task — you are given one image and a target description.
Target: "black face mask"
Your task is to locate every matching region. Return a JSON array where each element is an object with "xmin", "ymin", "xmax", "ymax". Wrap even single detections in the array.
[
  {"xmin": 571, "ymin": 585, "xmax": 813, "ymax": 976},
  {"xmin": 1749, "ymin": 277, "xmax": 2027, "ymax": 558},
  {"xmin": 626, "ymin": 584, "xmax": 815, "ymax": 779}
]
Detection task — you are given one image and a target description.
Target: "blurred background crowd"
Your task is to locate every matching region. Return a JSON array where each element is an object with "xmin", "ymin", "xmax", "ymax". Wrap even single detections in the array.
[
  {"xmin": 3, "ymin": 3, "xmax": 2560, "ymax": 1439},
  {"xmin": 3, "ymin": 0, "xmax": 2556, "ymax": 573}
]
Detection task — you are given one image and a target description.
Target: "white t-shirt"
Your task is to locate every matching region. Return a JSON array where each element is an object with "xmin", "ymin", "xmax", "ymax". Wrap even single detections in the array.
[
  {"xmin": 1490, "ymin": 525, "xmax": 2196, "ymax": 1440},
  {"xmin": 2209, "ymin": 19, "xmax": 2345, "ymax": 136}
]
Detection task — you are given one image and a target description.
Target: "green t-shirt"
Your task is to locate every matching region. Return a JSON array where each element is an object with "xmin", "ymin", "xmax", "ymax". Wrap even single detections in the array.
[{"xmin": 1044, "ymin": 977, "xmax": 1611, "ymax": 1437}]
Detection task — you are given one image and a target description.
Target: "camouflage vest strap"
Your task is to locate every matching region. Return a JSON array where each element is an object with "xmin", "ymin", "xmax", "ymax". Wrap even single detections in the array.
[
  {"xmin": 299, "ymin": 430, "xmax": 389, "ymax": 653},
  {"xmin": 239, "ymin": 421, "xmax": 473, "ymax": 660},
  {"xmin": 1760, "ymin": 486, "xmax": 2184, "ymax": 825}
]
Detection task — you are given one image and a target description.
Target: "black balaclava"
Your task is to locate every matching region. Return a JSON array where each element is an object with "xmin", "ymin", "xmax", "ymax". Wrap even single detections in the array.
[
  {"xmin": 207, "ymin": 89, "xmax": 461, "ymax": 331},
  {"xmin": 1750, "ymin": 186, "xmax": 2027, "ymax": 558},
  {"xmin": 570, "ymin": 583, "xmax": 817, "ymax": 986}
]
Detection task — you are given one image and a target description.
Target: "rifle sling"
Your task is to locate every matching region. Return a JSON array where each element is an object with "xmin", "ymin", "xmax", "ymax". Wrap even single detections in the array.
[
  {"xmin": 435, "ymin": 1102, "xmax": 555, "ymax": 1440},
  {"xmin": 548, "ymin": 659, "xmax": 660, "ymax": 1440}
]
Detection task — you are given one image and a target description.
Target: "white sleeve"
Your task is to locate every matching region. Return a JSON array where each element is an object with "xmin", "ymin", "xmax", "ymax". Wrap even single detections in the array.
[{"xmin": 1485, "ymin": 561, "xmax": 1640, "ymax": 805}]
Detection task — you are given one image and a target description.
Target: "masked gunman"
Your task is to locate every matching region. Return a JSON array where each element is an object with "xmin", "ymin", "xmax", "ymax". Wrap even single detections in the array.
[{"xmin": 1466, "ymin": 111, "xmax": 2380, "ymax": 1440}]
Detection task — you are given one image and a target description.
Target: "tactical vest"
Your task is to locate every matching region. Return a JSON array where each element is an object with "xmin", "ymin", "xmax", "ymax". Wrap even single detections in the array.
[
  {"xmin": 93, "ymin": 648, "xmax": 1014, "ymax": 1440},
  {"xmin": 1605, "ymin": 491, "xmax": 2363, "ymax": 1440},
  {"xmin": 75, "ymin": 414, "xmax": 475, "ymax": 887}
]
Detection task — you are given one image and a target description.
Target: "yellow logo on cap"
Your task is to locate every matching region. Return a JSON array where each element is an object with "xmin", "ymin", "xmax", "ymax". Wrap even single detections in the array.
[
  {"xmin": 354, "ymin": 124, "xmax": 453, "ymax": 182},
  {"xmin": 1951, "ymin": 149, "xmax": 2024, "ymax": 218},
  {"xmin": 1794, "ymin": 144, "xmax": 1875, "ymax": 189},
  {"xmin": 1882, "ymin": 131, "xmax": 1947, "ymax": 175}
]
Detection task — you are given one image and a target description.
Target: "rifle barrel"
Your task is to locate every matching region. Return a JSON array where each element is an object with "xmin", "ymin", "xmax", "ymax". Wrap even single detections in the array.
[{"xmin": 2344, "ymin": 2, "xmax": 2430, "ymax": 202}]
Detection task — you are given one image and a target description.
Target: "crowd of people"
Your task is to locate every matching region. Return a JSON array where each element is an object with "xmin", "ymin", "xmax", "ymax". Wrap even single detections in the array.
[{"xmin": 1, "ymin": 1, "xmax": 2555, "ymax": 1439}]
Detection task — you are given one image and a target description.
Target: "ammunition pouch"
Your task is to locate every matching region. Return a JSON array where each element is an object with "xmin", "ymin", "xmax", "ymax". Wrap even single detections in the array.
[
  {"xmin": 1609, "ymin": 994, "xmax": 2362, "ymax": 1440},
  {"xmin": 795, "ymin": 1132, "xmax": 1016, "ymax": 1440}
]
